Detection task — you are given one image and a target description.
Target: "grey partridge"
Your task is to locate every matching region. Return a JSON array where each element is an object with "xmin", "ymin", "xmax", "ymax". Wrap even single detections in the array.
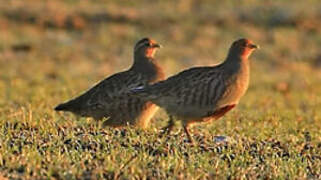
[
  {"xmin": 55, "ymin": 38, "xmax": 165, "ymax": 128},
  {"xmin": 132, "ymin": 38, "xmax": 259, "ymax": 142}
]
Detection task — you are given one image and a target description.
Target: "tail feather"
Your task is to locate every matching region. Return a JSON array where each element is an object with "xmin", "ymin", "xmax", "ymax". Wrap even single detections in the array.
[
  {"xmin": 130, "ymin": 86, "xmax": 157, "ymax": 100},
  {"xmin": 131, "ymin": 86, "xmax": 146, "ymax": 94},
  {"xmin": 54, "ymin": 99, "xmax": 81, "ymax": 112},
  {"xmin": 131, "ymin": 86, "xmax": 149, "ymax": 97},
  {"xmin": 54, "ymin": 102, "xmax": 70, "ymax": 111}
]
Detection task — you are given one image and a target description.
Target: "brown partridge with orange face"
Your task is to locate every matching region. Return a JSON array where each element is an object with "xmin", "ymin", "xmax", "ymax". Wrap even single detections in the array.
[
  {"xmin": 132, "ymin": 38, "xmax": 259, "ymax": 142},
  {"xmin": 55, "ymin": 38, "xmax": 165, "ymax": 128}
]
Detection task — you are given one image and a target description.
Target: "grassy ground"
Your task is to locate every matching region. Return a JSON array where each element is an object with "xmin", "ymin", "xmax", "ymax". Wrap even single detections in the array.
[{"xmin": 1, "ymin": 0, "xmax": 321, "ymax": 179}]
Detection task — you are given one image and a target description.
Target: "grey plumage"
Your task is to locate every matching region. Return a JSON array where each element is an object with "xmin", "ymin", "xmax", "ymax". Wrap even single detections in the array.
[
  {"xmin": 55, "ymin": 38, "xmax": 165, "ymax": 128},
  {"xmin": 132, "ymin": 38, "xmax": 259, "ymax": 142}
]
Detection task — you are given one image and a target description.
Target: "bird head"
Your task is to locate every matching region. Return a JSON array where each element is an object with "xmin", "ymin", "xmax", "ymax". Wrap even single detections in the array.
[
  {"xmin": 134, "ymin": 38, "xmax": 162, "ymax": 58},
  {"xmin": 229, "ymin": 38, "xmax": 259, "ymax": 60}
]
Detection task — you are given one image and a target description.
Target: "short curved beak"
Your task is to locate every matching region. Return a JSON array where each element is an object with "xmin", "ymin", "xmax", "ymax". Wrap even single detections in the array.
[
  {"xmin": 250, "ymin": 44, "xmax": 260, "ymax": 49},
  {"xmin": 152, "ymin": 43, "xmax": 162, "ymax": 49}
]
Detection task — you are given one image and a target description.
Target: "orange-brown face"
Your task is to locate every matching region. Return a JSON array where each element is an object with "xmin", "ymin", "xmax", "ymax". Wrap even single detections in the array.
[
  {"xmin": 134, "ymin": 38, "xmax": 161, "ymax": 58},
  {"xmin": 145, "ymin": 39, "xmax": 161, "ymax": 57},
  {"xmin": 231, "ymin": 39, "xmax": 259, "ymax": 59}
]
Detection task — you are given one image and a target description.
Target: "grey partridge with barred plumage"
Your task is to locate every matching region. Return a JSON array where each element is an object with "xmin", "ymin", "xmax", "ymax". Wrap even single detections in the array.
[
  {"xmin": 132, "ymin": 38, "xmax": 259, "ymax": 141},
  {"xmin": 55, "ymin": 38, "xmax": 165, "ymax": 128}
]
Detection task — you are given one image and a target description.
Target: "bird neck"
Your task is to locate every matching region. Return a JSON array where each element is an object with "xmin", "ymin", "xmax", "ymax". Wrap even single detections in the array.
[
  {"xmin": 132, "ymin": 55, "xmax": 165, "ymax": 82},
  {"xmin": 132, "ymin": 54, "xmax": 150, "ymax": 68},
  {"xmin": 224, "ymin": 52, "xmax": 250, "ymax": 74}
]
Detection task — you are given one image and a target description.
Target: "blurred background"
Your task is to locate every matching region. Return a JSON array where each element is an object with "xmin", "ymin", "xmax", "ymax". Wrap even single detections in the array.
[
  {"xmin": 0, "ymin": 0, "xmax": 321, "ymax": 133},
  {"xmin": 1, "ymin": 0, "xmax": 321, "ymax": 178}
]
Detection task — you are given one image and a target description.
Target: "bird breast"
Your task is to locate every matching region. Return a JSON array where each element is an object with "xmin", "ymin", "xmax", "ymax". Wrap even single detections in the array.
[{"xmin": 217, "ymin": 63, "xmax": 250, "ymax": 108}]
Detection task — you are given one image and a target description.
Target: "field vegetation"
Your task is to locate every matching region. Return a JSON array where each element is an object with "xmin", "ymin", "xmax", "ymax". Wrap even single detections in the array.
[{"xmin": 0, "ymin": 0, "xmax": 321, "ymax": 179}]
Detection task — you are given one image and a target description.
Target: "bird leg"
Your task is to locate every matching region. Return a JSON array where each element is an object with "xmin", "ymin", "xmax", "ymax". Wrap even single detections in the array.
[
  {"xmin": 183, "ymin": 124, "xmax": 194, "ymax": 144},
  {"xmin": 161, "ymin": 115, "xmax": 175, "ymax": 135},
  {"xmin": 102, "ymin": 117, "xmax": 124, "ymax": 128}
]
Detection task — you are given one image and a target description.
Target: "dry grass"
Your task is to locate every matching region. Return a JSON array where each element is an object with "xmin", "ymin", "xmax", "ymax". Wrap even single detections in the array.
[{"xmin": 0, "ymin": 0, "xmax": 321, "ymax": 179}]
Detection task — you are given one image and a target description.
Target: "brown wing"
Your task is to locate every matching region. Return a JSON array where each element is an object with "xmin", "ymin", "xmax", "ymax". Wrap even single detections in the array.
[
  {"xmin": 58, "ymin": 69, "xmax": 149, "ymax": 117},
  {"xmin": 143, "ymin": 66, "xmax": 227, "ymax": 118},
  {"xmin": 85, "ymin": 70, "xmax": 149, "ymax": 108}
]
